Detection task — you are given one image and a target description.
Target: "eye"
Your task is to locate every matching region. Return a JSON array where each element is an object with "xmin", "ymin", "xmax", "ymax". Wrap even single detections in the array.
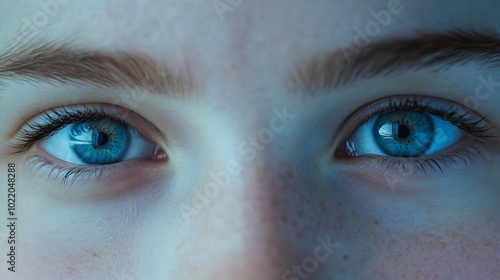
[
  {"xmin": 11, "ymin": 104, "xmax": 167, "ymax": 184},
  {"xmin": 340, "ymin": 110, "xmax": 464, "ymax": 157},
  {"xmin": 334, "ymin": 96, "xmax": 495, "ymax": 167},
  {"xmin": 40, "ymin": 119, "xmax": 162, "ymax": 165}
]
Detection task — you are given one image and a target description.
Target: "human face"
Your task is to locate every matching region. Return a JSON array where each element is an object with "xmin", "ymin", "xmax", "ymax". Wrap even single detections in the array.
[{"xmin": 1, "ymin": 0, "xmax": 500, "ymax": 279}]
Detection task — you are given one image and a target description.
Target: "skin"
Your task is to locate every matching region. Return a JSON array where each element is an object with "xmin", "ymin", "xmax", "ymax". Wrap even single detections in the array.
[{"xmin": 1, "ymin": 0, "xmax": 500, "ymax": 279}]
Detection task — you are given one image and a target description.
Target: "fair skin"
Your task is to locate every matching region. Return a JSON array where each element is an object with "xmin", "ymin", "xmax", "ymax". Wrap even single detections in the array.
[{"xmin": 1, "ymin": 0, "xmax": 500, "ymax": 279}]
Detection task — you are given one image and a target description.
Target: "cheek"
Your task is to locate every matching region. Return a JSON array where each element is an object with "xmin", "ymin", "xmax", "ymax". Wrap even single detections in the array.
[
  {"xmin": 17, "ymin": 179, "xmax": 163, "ymax": 279},
  {"xmin": 293, "ymin": 171, "xmax": 500, "ymax": 278},
  {"xmin": 19, "ymin": 206, "xmax": 134, "ymax": 279},
  {"xmin": 356, "ymin": 225, "xmax": 500, "ymax": 278},
  {"xmin": 333, "ymin": 208, "xmax": 500, "ymax": 278}
]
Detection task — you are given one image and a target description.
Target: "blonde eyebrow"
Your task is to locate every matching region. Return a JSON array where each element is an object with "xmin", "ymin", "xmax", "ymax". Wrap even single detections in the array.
[
  {"xmin": 288, "ymin": 28, "xmax": 500, "ymax": 95},
  {"xmin": 0, "ymin": 41, "xmax": 195, "ymax": 96}
]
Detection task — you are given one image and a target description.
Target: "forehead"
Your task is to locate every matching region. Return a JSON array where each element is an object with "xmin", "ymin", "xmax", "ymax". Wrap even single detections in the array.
[
  {"xmin": 0, "ymin": 0, "xmax": 497, "ymax": 97},
  {"xmin": 1, "ymin": 1, "xmax": 489, "ymax": 55}
]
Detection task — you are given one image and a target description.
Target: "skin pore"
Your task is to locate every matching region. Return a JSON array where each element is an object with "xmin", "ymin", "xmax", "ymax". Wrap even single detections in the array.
[{"xmin": 1, "ymin": 0, "xmax": 500, "ymax": 279}]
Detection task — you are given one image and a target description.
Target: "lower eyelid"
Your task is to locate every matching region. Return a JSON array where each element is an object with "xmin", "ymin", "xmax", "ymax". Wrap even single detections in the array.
[
  {"xmin": 24, "ymin": 142, "xmax": 168, "ymax": 190},
  {"xmin": 333, "ymin": 138, "xmax": 487, "ymax": 180},
  {"xmin": 25, "ymin": 152, "xmax": 119, "ymax": 185}
]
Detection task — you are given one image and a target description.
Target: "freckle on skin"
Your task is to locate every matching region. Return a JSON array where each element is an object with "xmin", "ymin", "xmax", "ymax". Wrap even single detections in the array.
[
  {"xmin": 280, "ymin": 214, "xmax": 288, "ymax": 222},
  {"xmin": 349, "ymin": 209, "xmax": 361, "ymax": 220},
  {"xmin": 320, "ymin": 200, "xmax": 327, "ymax": 212},
  {"xmin": 298, "ymin": 210, "xmax": 304, "ymax": 218}
]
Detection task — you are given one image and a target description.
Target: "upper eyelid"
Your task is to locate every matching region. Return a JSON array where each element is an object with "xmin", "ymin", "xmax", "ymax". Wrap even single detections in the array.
[
  {"xmin": 331, "ymin": 95, "xmax": 495, "ymax": 149},
  {"xmin": 356, "ymin": 96, "xmax": 490, "ymax": 129},
  {"xmin": 9, "ymin": 103, "xmax": 168, "ymax": 154}
]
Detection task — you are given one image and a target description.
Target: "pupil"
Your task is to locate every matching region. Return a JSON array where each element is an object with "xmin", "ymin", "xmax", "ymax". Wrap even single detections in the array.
[
  {"xmin": 97, "ymin": 132, "xmax": 108, "ymax": 145},
  {"xmin": 92, "ymin": 131, "xmax": 109, "ymax": 147},
  {"xmin": 396, "ymin": 125, "xmax": 410, "ymax": 139},
  {"xmin": 97, "ymin": 132, "xmax": 108, "ymax": 146}
]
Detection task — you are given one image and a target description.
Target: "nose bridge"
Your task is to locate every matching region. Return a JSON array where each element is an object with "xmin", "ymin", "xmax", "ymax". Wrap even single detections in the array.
[
  {"xmin": 195, "ymin": 167, "xmax": 300, "ymax": 280},
  {"xmin": 173, "ymin": 91, "xmax": 308, "ymax": 277},
  {"xmin": 173, "ymin": 167, "xmax": 291, "ymax": 280},
  {"xmin": 179, "ymin": 132, "xmax": 307, "ymax": 278}
]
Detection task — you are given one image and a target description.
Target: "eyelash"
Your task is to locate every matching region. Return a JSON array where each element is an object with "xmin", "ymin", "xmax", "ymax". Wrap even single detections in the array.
[
  {"xmin": 355, "ymin": 96, "xmax": 495, "ymax": 138},
  {"xmin": 26, "ymin": 154, "xmax": 131, "ymax": 186},
  {"xmin": 11, "ymin": 106, "xmax": 135, "ymax": 154},
  {"xmin": 335, "ymin": 96, "xmax": 497, "ymax": 175},
  {"xmin": 10, "ymin": 106, "xmax": 139, "ymax": 185}
]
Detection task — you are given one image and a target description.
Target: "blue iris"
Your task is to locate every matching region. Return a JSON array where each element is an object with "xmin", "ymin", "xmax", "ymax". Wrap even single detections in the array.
[
  {"xmin": 70, "ymin": 120, "xmax": 130, "ymax": 164},
  {"xmin": 374, "ymin": 111, "xmax": 434, "ymax": 157}
]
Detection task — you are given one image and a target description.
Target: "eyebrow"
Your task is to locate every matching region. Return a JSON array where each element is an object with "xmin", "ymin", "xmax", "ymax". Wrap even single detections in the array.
[
  {"xmin": 0, "ymin": 42, "xmax": 194, "ymax": 96},
  {"xmin": 288, "ymin": 29, "xmax": 500, "ymax": 95},
  {"xmin": 1, "ymin": 29, "xmax": 498, "ymax": 98}
]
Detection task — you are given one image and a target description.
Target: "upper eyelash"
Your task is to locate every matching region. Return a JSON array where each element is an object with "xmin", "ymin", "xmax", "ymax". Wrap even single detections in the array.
[
  {"xmin": 10, "ymin": 106, "xmax": 134, "ymax": 154},
  {"xmin": 355, "ymin": 96, "xmax": 497, "ymax": 139}
]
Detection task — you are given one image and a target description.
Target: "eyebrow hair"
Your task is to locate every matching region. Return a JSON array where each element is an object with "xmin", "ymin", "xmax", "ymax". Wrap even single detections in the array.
[
  {"xmin": 0, "ymin": 42, "xmax": 195, "ymax": 95},
  {"xmin": 288, "ymin": 29, "xmax": 500, "ymax": 95}
]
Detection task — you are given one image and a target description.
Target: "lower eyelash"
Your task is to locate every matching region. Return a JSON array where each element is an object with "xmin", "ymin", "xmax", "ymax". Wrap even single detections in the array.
[
  {"xmin": 25, "ymin": 154, "xmax": 130, "ymax": 187},
  {"xmin": 359, "ymin": 143, "xmax": 484, "ymax": 177}
]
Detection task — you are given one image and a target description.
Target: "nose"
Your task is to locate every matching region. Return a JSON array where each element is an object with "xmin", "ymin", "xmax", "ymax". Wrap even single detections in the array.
[
  {"xmin": 175, "ymin": 168, "xmax": 279, "ymax": 279},
  {"xmin": 156, "ymin": 101, "xmax": 339, "ymax": 279},
  {"xmin": 174, "ymin": 155, "xmax": 312, "ymax": 280}
]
